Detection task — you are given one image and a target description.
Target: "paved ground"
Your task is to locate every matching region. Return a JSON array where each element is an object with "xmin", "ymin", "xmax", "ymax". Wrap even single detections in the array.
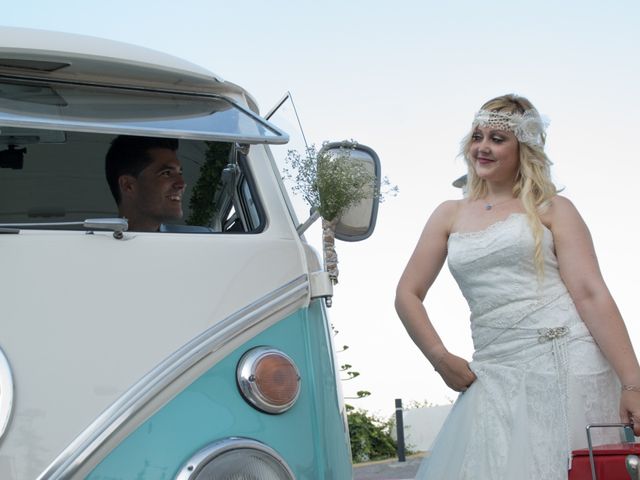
[{"xmin": 352, "ymin": 453, "xmax": 427, "ymax": 480}]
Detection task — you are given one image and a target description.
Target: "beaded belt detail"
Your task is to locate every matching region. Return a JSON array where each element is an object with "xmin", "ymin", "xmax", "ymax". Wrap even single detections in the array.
[
  {"xmin": 536, "ymin": 325, "xmax": 572, "ymax": 467},
  {"xmin": 538, "ymin": 326, "xmax": 569, "ymax": 343}
]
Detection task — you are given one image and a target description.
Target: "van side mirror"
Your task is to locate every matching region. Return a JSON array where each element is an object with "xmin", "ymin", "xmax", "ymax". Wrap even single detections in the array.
[{"xmin": 319, "ymin": 142, "xmax": 381, "ymax": 242}]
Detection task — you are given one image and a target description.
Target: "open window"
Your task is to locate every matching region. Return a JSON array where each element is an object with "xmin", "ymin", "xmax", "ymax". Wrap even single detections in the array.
[
  {"xmin": 0, "ymin": 76, "xmax": 279, "ymax": 233},
  {"xmin": 0, "ymin": 130, "xmax": 263, "ymax": 233}
]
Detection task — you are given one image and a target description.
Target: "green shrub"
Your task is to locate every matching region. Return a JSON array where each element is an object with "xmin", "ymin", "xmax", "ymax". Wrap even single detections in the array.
[{"xmin": 347, "ymin": 408, "xmax": 397, "ymax": 463}]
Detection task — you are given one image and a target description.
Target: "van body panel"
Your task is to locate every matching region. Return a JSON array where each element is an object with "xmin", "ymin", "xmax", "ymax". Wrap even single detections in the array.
[
  {"xmin": 0, "ymin": 232, "xmax": 306, "ymax": 479},
  {"xmin": 82, "ymin": 302, "xmax": 351, "ymax": 480}
]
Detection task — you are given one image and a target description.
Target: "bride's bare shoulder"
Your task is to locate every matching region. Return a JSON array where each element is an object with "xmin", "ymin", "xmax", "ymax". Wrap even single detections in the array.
[
  {"xmin": 427, "ymin": 199, "xmax": 464, "ymax": 233},
  {"xmin": 541, "ymin": 195, "xmax": 586, "ymax": 231}
]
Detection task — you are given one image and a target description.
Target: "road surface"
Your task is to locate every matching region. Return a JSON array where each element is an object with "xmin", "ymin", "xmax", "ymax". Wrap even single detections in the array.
[{"xmin": 352, "ymin": 453, "xmax": 426, "ymax": 480}]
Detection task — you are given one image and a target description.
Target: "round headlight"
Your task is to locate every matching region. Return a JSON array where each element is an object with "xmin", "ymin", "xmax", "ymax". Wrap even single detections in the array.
[
  {"xmin": 0, "ymin": 346, "xmax": 14, "ymax": 441},
  {"xmin": 175, "ymin": 437, "xmax": 294, "ymax": 480},
  {"xmin": 237, "ymin": 347, "xmax": 300, "ymax": 414}
]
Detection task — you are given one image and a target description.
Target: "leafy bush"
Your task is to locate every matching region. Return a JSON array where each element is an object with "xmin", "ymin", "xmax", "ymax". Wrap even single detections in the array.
[{"xmin": 347, "ymin": 408, "xmax": 397, "ymax": 463}]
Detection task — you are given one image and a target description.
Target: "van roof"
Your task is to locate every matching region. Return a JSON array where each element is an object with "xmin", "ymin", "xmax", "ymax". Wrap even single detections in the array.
[{"xmin": 0, "ymin": 26, "xmax": 258, "ymax": 109}]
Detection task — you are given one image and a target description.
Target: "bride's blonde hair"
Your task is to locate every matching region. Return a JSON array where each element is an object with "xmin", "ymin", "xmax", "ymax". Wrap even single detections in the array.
[{"xmin": 461, "ymin": 94, "xmax": 557, "ymax": 276}]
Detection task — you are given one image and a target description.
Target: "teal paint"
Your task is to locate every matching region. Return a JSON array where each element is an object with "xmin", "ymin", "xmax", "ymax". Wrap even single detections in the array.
[{"xmin": 87, "ymin": 301, "xmax": 352, "ymax": 480}]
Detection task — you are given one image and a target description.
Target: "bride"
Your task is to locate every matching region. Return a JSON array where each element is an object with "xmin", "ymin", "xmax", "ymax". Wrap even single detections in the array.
[{"xmin": 395, "ymin": 94, "xmax": 640, "ymax": 479}]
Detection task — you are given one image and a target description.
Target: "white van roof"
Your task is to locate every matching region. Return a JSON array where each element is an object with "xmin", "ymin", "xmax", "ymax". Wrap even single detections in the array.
[
  {"xmin": 0, "ymin": 27, "xmax": 289, "ymax": 142},
  {"xmin": 0, "ymin": 26, "xmax": 257, "ymax": 100}
]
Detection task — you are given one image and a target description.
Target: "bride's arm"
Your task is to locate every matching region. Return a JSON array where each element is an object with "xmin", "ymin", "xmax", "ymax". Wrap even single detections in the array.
[
  {"xmin": 546, "ymin": 195, "xmax": 640, "ymax": 433},
  {"xmin": 395, "ymin": 200, "xmax": 476, "ymax": 392}
]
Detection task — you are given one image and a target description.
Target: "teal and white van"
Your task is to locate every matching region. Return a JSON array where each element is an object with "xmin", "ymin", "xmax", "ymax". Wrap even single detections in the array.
[{"xmin": 0, "ymin": 27, "xmax": 381, "ymax": 479}]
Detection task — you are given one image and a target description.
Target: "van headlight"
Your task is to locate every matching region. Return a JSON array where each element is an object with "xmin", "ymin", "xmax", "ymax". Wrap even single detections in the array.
[
  {"xmin": 175, "ymin": 437, "xmax": 294, "ymax": 480},
  {"xmin": 237, "ymin": 347, "xmax": 300, "ymax": 414},
  {"xmin": 0, "ymin": 346, "xmax": 14, "ymax": 441}
]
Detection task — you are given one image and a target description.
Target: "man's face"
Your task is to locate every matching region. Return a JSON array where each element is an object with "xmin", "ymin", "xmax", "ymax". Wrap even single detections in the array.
[{"xmin": 122, "ymin": 148, "xmax": 186, "ymax": 230}]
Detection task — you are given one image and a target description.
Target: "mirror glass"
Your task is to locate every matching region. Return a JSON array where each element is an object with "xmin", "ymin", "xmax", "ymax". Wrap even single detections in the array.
[{"xmin": 320, "ymin": 142, "xmax": 381, "ymax": 242}]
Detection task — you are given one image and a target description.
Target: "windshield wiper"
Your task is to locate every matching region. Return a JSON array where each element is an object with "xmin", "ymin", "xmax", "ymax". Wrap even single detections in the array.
[{"xmin": 0, "ymin": 218, "xmax": 128, "ymax": 238}]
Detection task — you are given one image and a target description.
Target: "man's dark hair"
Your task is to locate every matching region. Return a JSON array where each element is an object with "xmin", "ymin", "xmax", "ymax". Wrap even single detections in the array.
[{"xmin": 105, "ymin": 135, "xmax": 179, "ymax": 204}]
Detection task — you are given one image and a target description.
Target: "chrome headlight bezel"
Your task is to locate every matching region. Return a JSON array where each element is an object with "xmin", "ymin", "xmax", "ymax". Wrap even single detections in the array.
[
  {"xmin": 174, "ymin": 437, "xmax": 295, "ymax": 480},
  {"xmin": 0, "ymin": 346, "xmax": 14, "ymax": 441}
]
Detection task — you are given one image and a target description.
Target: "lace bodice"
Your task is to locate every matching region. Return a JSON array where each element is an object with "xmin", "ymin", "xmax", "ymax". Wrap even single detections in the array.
[{"xmin": 448, "ymin": 213, "xmax": 567, "ymax": 323}]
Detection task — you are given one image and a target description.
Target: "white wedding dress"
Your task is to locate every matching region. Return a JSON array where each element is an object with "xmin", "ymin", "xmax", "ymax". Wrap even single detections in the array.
[{"xmin": 416, "ymin": 213, "xmax": 620, "ymax": 479}]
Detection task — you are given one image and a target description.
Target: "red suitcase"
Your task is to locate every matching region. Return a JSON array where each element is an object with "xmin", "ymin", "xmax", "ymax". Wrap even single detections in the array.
[{"xmin": 569, "ymin": 423, "xmax": 639, "ymax": 480}]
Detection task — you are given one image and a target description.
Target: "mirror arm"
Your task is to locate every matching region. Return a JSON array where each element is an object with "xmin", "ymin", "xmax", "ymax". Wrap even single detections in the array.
[{"xmin": 296, "ymin": 208, "xmax": 320, "ymax": 236}]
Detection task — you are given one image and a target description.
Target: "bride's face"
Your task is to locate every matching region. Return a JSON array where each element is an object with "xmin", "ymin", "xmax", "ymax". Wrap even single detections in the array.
[{"xmin": 469, "ymin": 126, "xmax": 519, "ymax": 183}]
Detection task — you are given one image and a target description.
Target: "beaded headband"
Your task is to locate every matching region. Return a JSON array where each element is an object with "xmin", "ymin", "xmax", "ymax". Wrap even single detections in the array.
[{"xmin": 473, "ymin": 109, "xmax": 549, "ymax": 148}]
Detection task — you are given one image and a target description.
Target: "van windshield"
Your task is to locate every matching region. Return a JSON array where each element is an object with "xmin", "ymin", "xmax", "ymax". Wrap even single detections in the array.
[{"xmin": 0, "ymin": 77, "xmax": 288, "ymax": 144}]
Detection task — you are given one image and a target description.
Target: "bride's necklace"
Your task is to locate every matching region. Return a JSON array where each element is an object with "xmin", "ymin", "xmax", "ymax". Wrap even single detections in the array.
[{"xmin": 483, "ymin": 197, "xmax": 514, "ymax": 211}]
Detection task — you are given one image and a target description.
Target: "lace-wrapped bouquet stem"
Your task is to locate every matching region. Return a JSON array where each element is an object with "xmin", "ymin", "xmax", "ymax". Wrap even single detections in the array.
[{"xmin": 284, "ymin": 142, "xmax": 393, "ymax": 285}]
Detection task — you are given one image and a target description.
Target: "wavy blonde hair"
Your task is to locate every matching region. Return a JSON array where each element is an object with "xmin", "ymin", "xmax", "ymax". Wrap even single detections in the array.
[{"xmin": 461, "ymin": 94, "xmax": 557, "ymax": 276}]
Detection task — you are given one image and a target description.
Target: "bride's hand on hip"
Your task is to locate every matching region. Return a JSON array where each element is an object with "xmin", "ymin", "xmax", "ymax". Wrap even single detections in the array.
[
  {"xmin": 620, "ymin": 390, "xmax": 640, "ymax": 436},
  {"xmin": 435, "ymin": 352, "xmax": 477, "ymax": 392}
]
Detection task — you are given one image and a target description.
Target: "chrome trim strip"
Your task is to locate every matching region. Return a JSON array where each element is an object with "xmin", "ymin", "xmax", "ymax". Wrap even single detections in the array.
[
  {"xmin": 37, "ymin": 275, "xmax": 308, "ymax": 480},
  {"xmin": 174, "ymin": 437, "xmax": 295, "ymax": 480},
  {"xmin": 0, "ymin": 346, "xmax": 14, "ymax": 442}
]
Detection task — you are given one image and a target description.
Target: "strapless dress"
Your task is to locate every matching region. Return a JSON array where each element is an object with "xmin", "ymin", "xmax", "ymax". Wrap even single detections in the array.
[{"xmin": 415, "ymin": 213, "xmax": 620, "ymax": 480}]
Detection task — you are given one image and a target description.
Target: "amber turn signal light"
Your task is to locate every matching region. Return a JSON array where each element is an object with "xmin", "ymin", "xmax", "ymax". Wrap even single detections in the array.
[{"xmin": 237, "ymin": 347, "xmax": 301, "ymax": 414}]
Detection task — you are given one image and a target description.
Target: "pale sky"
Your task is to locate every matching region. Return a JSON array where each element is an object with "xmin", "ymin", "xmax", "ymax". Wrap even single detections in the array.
[{"xmin": 4, "ymin": 0, "xmax": 640, "ymax": 416}]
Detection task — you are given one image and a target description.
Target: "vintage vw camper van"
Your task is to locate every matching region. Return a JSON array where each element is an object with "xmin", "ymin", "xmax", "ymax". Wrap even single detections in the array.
[{"xmin": 0, "ymin": 27, "xmax": 380, "ymax": 479}]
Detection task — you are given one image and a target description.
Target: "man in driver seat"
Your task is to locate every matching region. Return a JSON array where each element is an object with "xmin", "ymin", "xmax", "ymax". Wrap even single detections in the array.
[{"xmin": 105, "ymin": 135, "xmax": 186, "ymax": 232}]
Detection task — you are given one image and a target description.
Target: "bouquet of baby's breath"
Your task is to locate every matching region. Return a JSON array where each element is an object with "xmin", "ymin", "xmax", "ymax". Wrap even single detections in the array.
[
  {"xmin": 285, "ymin": 143, "xmax": 374, "ymax": 221},
  {"xmin": 284, "ymin": 142, "xmax": 395, "ymax": 285}
]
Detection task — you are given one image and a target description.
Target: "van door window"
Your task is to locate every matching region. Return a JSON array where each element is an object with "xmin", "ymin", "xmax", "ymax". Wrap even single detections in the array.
[{"xmin": 0, "ymin": 130, "xmax": 263, "ymax": 233}]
